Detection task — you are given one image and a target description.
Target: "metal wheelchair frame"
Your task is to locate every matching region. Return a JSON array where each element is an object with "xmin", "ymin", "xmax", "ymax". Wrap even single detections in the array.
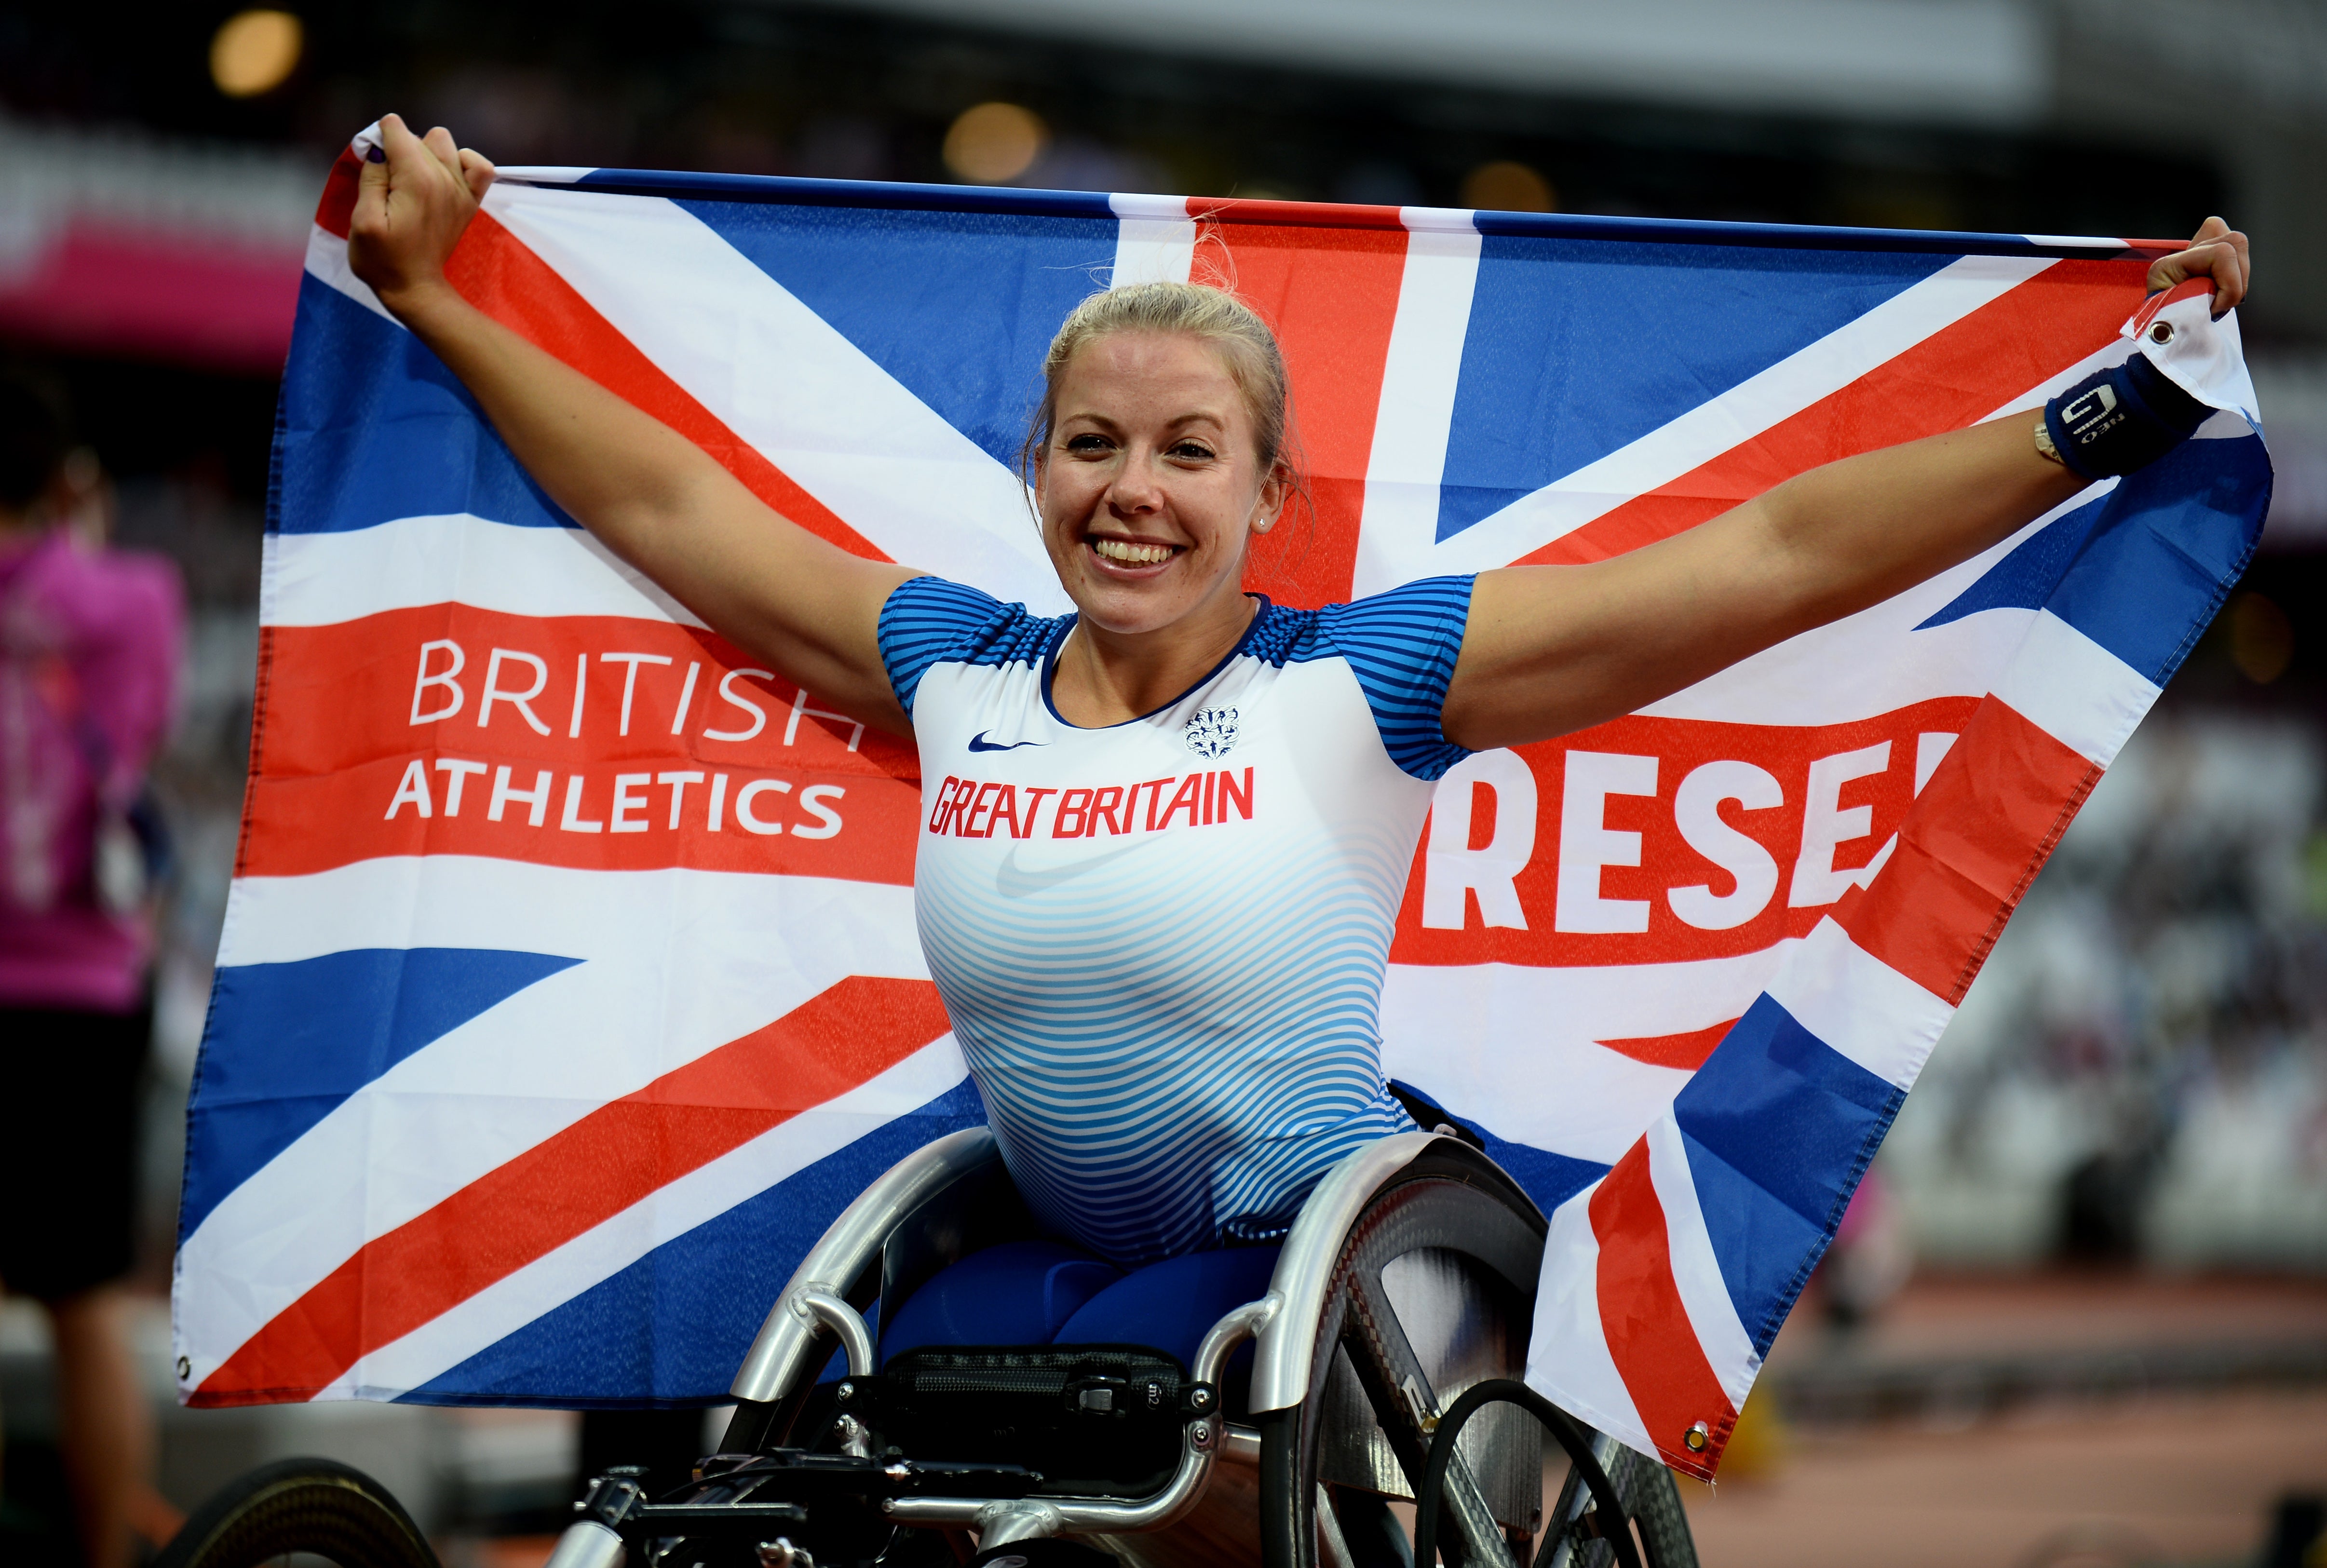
[{"xmin": 541, "ymin": 1127, "xmax": 1660, "ymax": 1568}]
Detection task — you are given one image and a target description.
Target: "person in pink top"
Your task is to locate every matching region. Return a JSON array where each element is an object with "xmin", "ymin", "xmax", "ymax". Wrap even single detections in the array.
[{"xmin": 0, "ymin": 366, "xmax": 184, "ymax": 1568}]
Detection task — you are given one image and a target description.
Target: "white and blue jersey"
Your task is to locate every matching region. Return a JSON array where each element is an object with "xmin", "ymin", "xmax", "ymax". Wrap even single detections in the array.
[{"xmin": 879, "ymin": 574, "xmax": 1477, "ymax": 1268}]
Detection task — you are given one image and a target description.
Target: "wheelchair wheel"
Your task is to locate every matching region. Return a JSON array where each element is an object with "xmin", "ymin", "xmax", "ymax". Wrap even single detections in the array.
[
  {"xmin": 1535, "ymin": 1433, "xmax": 1699, "ymax": 1568},
  {"xmin": 1258, "ymin": 1150, "xmax": 1549, "ymax": 1568},
  {"xmin": 152, "ymin": 1458, "xmax": 437, "ymax": 1568}
]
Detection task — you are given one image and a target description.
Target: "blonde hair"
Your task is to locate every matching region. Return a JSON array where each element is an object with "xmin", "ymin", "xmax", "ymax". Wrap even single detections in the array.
[{"xmin": 1019, "ymin": 280, "xmax": 1299, "ymax": 488}]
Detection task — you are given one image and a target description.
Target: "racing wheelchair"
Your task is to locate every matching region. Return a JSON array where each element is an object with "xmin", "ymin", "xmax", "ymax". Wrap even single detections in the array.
[{"xmin": 158, "ymin": 1126, "xmax": 1698, "ymax": 1568}]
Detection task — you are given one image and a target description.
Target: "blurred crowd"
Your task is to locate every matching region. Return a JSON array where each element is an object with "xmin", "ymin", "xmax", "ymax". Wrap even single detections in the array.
[{"xmin": 1889, "ymin": 675, "xmax": 2327, "ymax": 1273}]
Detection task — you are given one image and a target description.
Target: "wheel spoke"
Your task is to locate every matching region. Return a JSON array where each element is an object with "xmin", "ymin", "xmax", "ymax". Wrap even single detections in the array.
[
  {"xmin": 1317, "ymin": 1484, "xmax": 1363, "ymax": 1568},
  {"xmin": 1337, "ymin": 1257, "xmax": 1516, "ymax": 1568},
  {"xmin": 1268, "ymin": 1158, "xmax": 1560, "ymax": 1568}
]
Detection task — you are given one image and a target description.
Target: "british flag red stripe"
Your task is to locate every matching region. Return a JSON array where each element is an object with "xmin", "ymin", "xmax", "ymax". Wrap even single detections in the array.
[
  {"xmin": 175, "ymin": 131, "xmax": 2270, "ymax": 1481},
  {"xmin": 199, "ymin": 975, "xmax": 949, "ymax": 1405},
  {"xmin": 1520, "ymin": 258, "xmax": 2145, "ymax": 568}
]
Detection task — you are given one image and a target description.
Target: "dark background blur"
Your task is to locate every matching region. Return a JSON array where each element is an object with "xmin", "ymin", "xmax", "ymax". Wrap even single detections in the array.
[{"xmin": 1, "ymin": 4, "xmax": 2322, "ymax": 1565}]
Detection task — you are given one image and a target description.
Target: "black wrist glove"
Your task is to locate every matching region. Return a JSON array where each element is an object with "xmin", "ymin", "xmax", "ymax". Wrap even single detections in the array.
[{"xmin": 2042, "ymin": 349, "xmax": 2213, "ymax": 479}]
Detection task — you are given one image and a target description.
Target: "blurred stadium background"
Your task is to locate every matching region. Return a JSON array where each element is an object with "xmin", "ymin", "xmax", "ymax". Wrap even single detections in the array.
[{"xmin": 1, "ymin": 3, "xmax": 2322, "ymax": 1565}]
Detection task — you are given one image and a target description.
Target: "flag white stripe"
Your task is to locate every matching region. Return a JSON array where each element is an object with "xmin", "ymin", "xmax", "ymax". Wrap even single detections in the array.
[
  {"xmin": 1108, "ymin": 196, "xmax": 1196, "ymax": 287},
  {"xmin": 335, "ymin": 1034, "xmax": 970, "ymax": 1400},
  {"xmin": 1353, "ymin": 225, "xmax": 1483, "ymax": 598},
  {"xmin": 1523, "ymin": 1185, "xmax": 1656, "ymax": 1460},
  {"xmin": 491, "ymin": 165, "xmax": 595, "ymax": 187},
  {"xmin": 1643, "ymin": 1113, "xmax": 1760, "ymax": 1409},
  {"xmin": 1380, "ymin": 943, "xmax": 1795, "ymax": 1164},
  {"xmin": 262, "ymin": 514, "xmax": 704, "ymax": 628},
  {"xmin": 1992, "ymin": 610, "xmax": 2160, "ymax": 769},
  {"xmin": 304, "ymin": 226, "xmax": 398, "ymax": 323},
  {"xmin": 1424, "ymin": 254, "xmax": 2056, "ymax": 576},
  {"xmin": 1399, "ymin": 205, "xmax": 1482, "ymax": 235},
  {"xmin": 263, "ymin": 494, "xmax": 2087, "ymax": 740},
  {"xmin": 184, "ymin": 861, "xmax": 925, "ymax": 1375},
  {"xmin": 216, "ymin": 856, "xmax": 920, "ymax": 972},
  {"xmin": 1636, "ymin": 482, "xmax": 2097, "ymax": 728},
  {"xmin": 1107, "ymin": 192, "xmax": 1190, "ymax": 223},
  {"xmin": 1762, "ymin": 918, "xmax": 1954, "ymax": 1090},
  {"xmin": 482, "ymin": 182, "xmax": 1072, "ymax": 614}
]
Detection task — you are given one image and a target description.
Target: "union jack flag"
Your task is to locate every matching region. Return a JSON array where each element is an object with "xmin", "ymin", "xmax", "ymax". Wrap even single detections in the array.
[{"xmin": 174, "ymin": 125, "xmax": 2271, "ymax": 1478}]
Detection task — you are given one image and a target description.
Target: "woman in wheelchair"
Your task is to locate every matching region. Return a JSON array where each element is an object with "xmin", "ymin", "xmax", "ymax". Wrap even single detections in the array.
[{"xmin": 338, "ymin": 117, "xmax": 2247, "ymax": 1566}]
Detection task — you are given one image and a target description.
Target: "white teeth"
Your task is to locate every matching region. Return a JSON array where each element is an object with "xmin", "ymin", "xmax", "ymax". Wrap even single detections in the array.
[{"xmin": 1092, "ymin": 538, "xmax": 1174, "ymax": 565}]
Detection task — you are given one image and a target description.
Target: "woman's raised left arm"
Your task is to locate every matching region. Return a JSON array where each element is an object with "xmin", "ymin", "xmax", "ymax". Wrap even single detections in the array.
[{"xmin": 1440, "ymin": 218, "xmax": 2250, "ymax": 752}]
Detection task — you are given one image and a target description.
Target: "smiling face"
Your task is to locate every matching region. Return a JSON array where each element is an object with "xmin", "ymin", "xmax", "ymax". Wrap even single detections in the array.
[{"xmin": 1034, "ymin": 330, "xmax": 1286, "ymax": 640}]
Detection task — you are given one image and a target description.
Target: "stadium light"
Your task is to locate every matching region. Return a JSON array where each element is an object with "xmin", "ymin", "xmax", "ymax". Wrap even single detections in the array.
[
  {"xmin": 943, "ymin": 103, "xmax": 1047, "ymax": 185},
  {"xmin": 1461, "ymin": 161, "xmax": 1555, "ymax": 214},
  {"xmin": 211, "ymin": 10, "xmax": 304, "ymax": 99},
  {"xmin": 2231, "ymin": 592, "xmax": 2295, "ymax": 684}
]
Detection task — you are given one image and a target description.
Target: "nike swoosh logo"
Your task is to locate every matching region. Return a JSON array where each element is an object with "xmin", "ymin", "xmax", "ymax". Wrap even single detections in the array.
[
  {"xmin": 996, "ymin": 839, "xmax": 1151, "ymax": 896},
  {"xmin": 967, "ymin": 731, "xmax": 1046, "ymax": 753}
]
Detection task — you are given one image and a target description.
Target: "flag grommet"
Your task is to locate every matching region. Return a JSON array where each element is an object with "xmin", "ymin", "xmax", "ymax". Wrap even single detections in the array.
[
  {"xmin": 1683, "ymin": 1420, "xmax": 1711, "ymax": 1453},
  {"xmin": 2150, "ymin": 320, "xmax": 2175, "ymax": 344}
]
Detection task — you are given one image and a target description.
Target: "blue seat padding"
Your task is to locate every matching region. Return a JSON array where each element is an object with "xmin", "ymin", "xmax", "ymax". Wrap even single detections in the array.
[
  {"xmin": 1052, "ymin": 1245, "xmax": 1282, "ymax": 1370},
  {"xmin": 880, "ymin": 1240, "xmax": 1121, "ymax": 1363},
  {"xmin": 879, "ymin": 1240, "xmax": 1285, "ymax": 1374}
]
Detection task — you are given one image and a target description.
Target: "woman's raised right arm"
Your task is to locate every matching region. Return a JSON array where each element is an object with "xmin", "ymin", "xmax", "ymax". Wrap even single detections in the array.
[{"xmin": 348, "ymin": 114, "xmax": 919, "ymax": 734}]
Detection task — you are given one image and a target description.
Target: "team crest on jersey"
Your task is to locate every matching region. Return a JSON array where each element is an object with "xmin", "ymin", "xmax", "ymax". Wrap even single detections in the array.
[{"xmin": 1182, "ymin": 706, "xmax": 1240, "ymax": 759}]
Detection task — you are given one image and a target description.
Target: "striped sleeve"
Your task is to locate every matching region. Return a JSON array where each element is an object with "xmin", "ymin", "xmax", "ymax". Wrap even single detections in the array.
[
  {"xmin": 876, "ymin": 574, "xmax": 1059, "ymax": 716},
  {"xmin": 1320, "ymin": 574, "xmax": 1478, "ymax": 781},
  {"xmin": 877, "ymin": 575, "xmax": 1008, "ymax": 716}
]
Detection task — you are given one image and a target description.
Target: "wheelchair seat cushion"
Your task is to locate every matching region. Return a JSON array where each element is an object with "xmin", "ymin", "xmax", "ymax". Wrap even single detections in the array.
[
  {"xmin": 880, "ymin": 1239, "xmax": 1121, "ymax": 1363},
  {"xmin": 1051, "ymin": 1244, "xmax": 1281, "ymax": 1371},
  {"xmin": 880, "ymin": 1237, "xmax": 1280, "ymax": 1417}
]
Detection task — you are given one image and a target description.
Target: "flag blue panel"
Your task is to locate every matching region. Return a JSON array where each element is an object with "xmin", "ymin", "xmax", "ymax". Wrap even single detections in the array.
[
  {"xmin": 2043, "ymin": 436, "xmax": 2272, "ymax": 682},
  {"xmin": 1475, "ymin": 1129, "xmax": 1609, "ymax": 1219},
  {"xmin": 677, "ymin": 201, "xmax": 1116, "ymax": 469},
  {"xmin": 1393, "ymin": 1080, "xmax": 1610, "ymax": 1217},
  {"xmin": 577, "ymin": 168, "xmax": 1117, "ymax": 224},
  {"xmin": 274, "ymin": 277, "xmax": 576, "ymax": 536},
  {"xmin": 1670, "ymin": 995, "xmax": 1903, "ymax": 1355},
  {"xmin": 1916, "ymin": 492, "xmax": 2111, "ymax": 629},
  {"xmin": 1920, "ymin": 436, "xmax": 2269, "ymax": 684},
  {"xmin": 183, "ymin": 947, "xmax": 579, "ymax": 1239},
  {"xmin": 1437, "ymin": 242, "xmax": 1954, "ymax": 542},
  {"xmin": 401, "ymin": 1079, "xmax": 985, "ymax": 1406}
]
